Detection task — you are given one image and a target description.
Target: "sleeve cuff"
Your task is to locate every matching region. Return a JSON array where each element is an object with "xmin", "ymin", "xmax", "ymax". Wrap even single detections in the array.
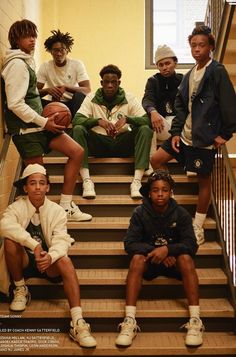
[{"xmin": 33, "ymin": 115, "xmax": 48, "ymax": 128}]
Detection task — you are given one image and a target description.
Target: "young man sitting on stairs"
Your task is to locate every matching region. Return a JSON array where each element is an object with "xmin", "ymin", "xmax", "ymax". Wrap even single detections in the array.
[
  {"xmin": 116, "ymin": 170, "xmax": 204, "ymax": 348},
  {"xmin": 0, "ymin": 164, "xmax": 96, "ymax": 348},
  {"xmin": 72, "ymin": 64, "xmax": 153, "ymax": 199}
]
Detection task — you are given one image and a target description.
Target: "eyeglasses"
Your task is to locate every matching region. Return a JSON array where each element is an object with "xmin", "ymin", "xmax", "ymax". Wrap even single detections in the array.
[{"xmin": 51, "ymin": 47, "xmax": 67, "ymax": 54}]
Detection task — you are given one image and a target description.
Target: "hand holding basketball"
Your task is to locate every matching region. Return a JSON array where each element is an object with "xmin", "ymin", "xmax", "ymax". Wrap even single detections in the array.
[{"xmin": 42, "ymin": 102, "xmax": 72, "ymax": 128}]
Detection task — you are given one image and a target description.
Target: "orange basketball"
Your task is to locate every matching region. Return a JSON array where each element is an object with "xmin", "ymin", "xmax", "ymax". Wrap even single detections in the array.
[{"xmin": 42, "ymin": 102, "xmax": 72, "ymax": 128}]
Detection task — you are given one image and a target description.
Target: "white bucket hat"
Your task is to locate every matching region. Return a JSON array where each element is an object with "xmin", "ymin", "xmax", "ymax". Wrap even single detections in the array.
[{"xmin": 14, "ymin": 164, "xmax": 47, "ymax": 188}]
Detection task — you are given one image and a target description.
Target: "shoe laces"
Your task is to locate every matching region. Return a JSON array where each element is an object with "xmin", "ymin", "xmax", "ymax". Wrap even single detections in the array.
[
  {"xmin": 13, "ymin": 286, "xmax": 28, "ymax": 302},
  {"xmin": 74, "ymin": 319, "xmax": 92, "ymax": 339},
  {"xmin": 181, "ymin": 317, "xmax": 205, "ymax": 334},
  {"xmin": 118, "ymin": 317, "xmax": 140, "ymax": 335},
  {"xmin": 66, "ymin": 202, "xmax": 81, "ymax": 214}
]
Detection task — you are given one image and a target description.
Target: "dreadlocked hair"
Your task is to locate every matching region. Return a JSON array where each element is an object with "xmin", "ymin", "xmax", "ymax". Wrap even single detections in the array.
[
  {"xmin": 8, "ymin": 19, "xmax": 38, "ymax": 49},
  {"xmin": 188, "ymin": 25, "xmax": 215, "ymax": 50},
  {"xmin": 148, "ymin": 170, "xmax": 175, "ymax": 190},
  {"xmin": 44, "ymin": 30, "xmax": 74, "ymax": 52}
]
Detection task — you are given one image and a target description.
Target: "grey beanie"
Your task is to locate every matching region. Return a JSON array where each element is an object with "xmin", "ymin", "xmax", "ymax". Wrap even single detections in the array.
[{"xmin": 155, "ymin": 45, "xmax": 177, "ymax": 64}]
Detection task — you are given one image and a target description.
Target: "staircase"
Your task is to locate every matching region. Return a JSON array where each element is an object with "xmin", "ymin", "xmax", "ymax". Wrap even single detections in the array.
[{"xmin": 0, "ymin": 153, "xmax": 235, "ymax": 356}]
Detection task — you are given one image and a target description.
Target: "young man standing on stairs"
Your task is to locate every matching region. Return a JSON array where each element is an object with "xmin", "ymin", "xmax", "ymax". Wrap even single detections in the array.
[
  {"xmin": 1, "ymin": 19, "xmax": 91, "ymax": 223},
  {"xmin": 0, "ymin": 164, "xmax": 97, "ymax": 348},
  {"xmin": 116, "ymin": 170, "xmax": 204, "ymax": 348},
  {"xmin": 150, "ymin": 25, "xmax": 236, "ymax": 245},
  {"xmin": 72, "ymin": 64, "xmax": 153, "ymax": 199}
]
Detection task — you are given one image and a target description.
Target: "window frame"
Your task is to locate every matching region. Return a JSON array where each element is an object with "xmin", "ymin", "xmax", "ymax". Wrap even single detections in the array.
[{"xmin": 145, "ymin": 0, "xmax": 198, "ymax": 70}]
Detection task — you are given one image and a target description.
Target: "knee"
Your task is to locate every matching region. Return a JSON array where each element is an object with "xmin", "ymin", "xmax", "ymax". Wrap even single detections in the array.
[
  {"xmin": 150, "ymin": 153, "xmax": 160, "ymax": 169},
  {"xmin": 4, "ymin": 238, "xmax": 20, "ymax": 254},
  {"xmin": 55, "ymin": 256, "xmax": 75, "ymax": 275},
  {"xmin": 73, "ymin": 125, "xmax": 87, "ymax": 140},
  {"xmin": 137, "ymin": 125, "xmax": 153, "ymax": 138},
  {"xmin": 177, "ymin": 254, "xmax": 195, "ymax": 274},
  {"xmin": 129, "ymin": 254, "xmax": 146, "ymax": 273}
]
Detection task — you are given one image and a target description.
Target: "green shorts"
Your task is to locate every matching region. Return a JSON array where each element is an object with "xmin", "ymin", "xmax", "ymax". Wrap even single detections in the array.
[{"xmin": 12, "ymin": 131, "xmax": 58, "ymax": 159}]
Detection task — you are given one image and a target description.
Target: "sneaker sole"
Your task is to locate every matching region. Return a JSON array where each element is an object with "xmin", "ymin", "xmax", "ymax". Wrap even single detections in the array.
[
  {"xmin": 82, "ymin": 195, "xmax": 96, "ymax": 199},
  {"xmin": 115, "ymin": 334, "xmax": 137, "ymax": 347},
  {"xmin": 185, "ymin": 341, "xmax": 203, "ymax": 347},
  {"xmin": 69, "ymin": 331, "xmax": 97, "ymax": 348}
]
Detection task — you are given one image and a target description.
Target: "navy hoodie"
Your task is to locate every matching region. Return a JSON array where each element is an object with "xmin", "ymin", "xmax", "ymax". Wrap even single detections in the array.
[{"xmin": 124, "ymin": 197, "xmax": 198, "ymax": 257}]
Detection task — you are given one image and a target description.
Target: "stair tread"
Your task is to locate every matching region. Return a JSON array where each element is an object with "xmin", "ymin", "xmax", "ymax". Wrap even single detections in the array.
[
  {"xmin": 1, "ymin": 332, "xmax": 235, "ymax": 355},
  {"xmin": 67, "ymin": 216, "xmax": 216, "ymax": 230},
  {"xmin": 49, "ymin": 174, "xmax": 198, "ymax": 183},
  {"xmin": 0, "ymin": 298, "xmax": 233, "ymax": 318},
  {"xmin": 26, "ymin": 268, "xmax": 227, "ymax": 285},
  {"xmin": 48, "ymin": 194, "xmax": 200, "ymax": 205},
  {"xmin": 44, "ymin": 156, "xmax": 177, "ymax": 164},
  {"xmin": 69, "ymin": 241, "xmax": 222, "ymax": 255}
]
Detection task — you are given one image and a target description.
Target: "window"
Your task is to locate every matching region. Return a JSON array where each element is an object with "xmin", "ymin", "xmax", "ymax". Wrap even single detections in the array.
[{"xmin": 145, "ymin": 0, "xmax": 208, "ymax": 68}]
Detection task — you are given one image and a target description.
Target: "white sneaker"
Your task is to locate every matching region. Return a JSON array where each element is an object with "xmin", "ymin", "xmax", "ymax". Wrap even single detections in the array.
[
  {"xmin": 115, "ymin": 317, "xmax": 140, "ymax": 347},
  {"xmin": 65, "ymin": 202, "xmax": 92, "ymax": 222},
  {"xmin": 182, "ymin": 317, "xmax": 205, "ymax": 347},
  {"xmin": 193, "ymin": 224, "xmax": 205, "ymax": 245},
  {"xmin": 82, "ymin": 179, "xmax": 96, "ymax": 199},
  {"xmin": 186, "ymin": 171, "xmax": 197, "ymax": 177},
  {"xmin": 130, "ymin": 179, "xmax": 142, "ymax": 199},
  {"xmin": 69, "ymin": 319, "xmax": 97, "ymax": 348},
  {"xmin": 144, "ymin": 164, "xmax": 153, "ymax": 177},
  {"xmin": 10, "ymin": 285, "xmax": 31, "ymax": 311}
]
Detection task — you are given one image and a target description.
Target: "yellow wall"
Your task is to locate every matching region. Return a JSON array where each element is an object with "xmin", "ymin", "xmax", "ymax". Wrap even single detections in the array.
[{"xmin": 39, "ymin": 0, "xmax": 159, "ymax": 100}]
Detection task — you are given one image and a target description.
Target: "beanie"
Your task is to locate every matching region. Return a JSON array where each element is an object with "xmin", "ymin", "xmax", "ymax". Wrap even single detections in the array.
[{"xmin": 154, "ymin": 45, "xmax": 177, "ymax": 64}]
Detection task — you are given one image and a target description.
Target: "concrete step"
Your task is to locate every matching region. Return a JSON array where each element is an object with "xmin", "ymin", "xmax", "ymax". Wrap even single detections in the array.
[
  {"xmin": 1, "ymin": 332, "xmax": 235, "ymax": 355},
  {"xmin": 0, "ymin": 298, "xmax": 233, "ymax": 318}
]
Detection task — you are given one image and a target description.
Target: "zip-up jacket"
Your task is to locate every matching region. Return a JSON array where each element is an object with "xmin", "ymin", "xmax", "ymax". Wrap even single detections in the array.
[
  {"xmin": 0, "ymin": 196, "xmax": 72, "ymax": 294},
  {"xmin": 142, "ymin": 72, "xmax": 183, "ymax": 116},
  {"xmin": 73, "ymin": 87, "xmax": 150, "ymax": 136},
  {"xmin": 1, "ymin": 49, "xmax": 47, "ymax": 134},
  {"xmin": 170, "ymin": 60, "xmax": 236, "ymax": 147}
]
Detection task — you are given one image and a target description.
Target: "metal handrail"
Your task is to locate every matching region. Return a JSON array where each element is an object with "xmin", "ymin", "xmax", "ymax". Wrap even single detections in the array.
[
  {"xmin": 211, "ymin": 145, "xmax": 236, "ymax": 309},
  {"xmin": 205, "ymin": 0, "xmax": 235, "ymax": 62}
]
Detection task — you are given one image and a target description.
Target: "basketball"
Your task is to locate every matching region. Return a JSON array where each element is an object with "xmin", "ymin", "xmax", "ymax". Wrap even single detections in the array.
[{"xmin": 42, "ymin": 102, "xmax": 72, "ymax": 128}]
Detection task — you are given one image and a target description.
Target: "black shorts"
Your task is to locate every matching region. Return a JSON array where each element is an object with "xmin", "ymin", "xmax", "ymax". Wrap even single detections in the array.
[
  {"xmin": 143, "ymin": 261, "xmax": 182, "ymax": 281},
  {"xmin": 161, "ymin": 138, "xmax": 216, "ymax": 175},
  {"xmin": 23, "ymin": 250, "xmax": 62, "ymax": 284}
]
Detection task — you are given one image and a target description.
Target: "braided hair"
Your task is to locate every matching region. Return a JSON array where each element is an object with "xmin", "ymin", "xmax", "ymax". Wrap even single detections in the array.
[
  {"xmin": 8, "ymin": 19, "xmax": 38, "ymax": 49},
  {"xmin": 44, "ymin": 30, "xmax": 74, "ymax": 52}
]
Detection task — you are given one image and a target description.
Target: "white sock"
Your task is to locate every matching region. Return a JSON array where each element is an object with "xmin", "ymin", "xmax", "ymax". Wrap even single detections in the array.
[
  {"xmin": 125, "ymin": 305, "xmax": 136, "ymax": 319},
  {"xmin": 134, "ymin": 169, "xmax": 144, "ymax": 182},
  {"xmin": 80, "ymin": 168, "xmax": 90, "ymax": 181},
  {"xmin": 70, "ymin": 306, "xmax": 83, "ymax": 326},
  {"xmin": 194, "ymin": 212, "xmax": 206, "ymax": 228},
  {"xmin": 60, "ymin": 194, "xmax": 73, "ymax": 209},
  {"xmin": 14, "ymin": 279, "xmax": 25, "ymax": 288},
  {"xmin": 189, "ymin": 305, "xmax": 200, "ymax": 320}
]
